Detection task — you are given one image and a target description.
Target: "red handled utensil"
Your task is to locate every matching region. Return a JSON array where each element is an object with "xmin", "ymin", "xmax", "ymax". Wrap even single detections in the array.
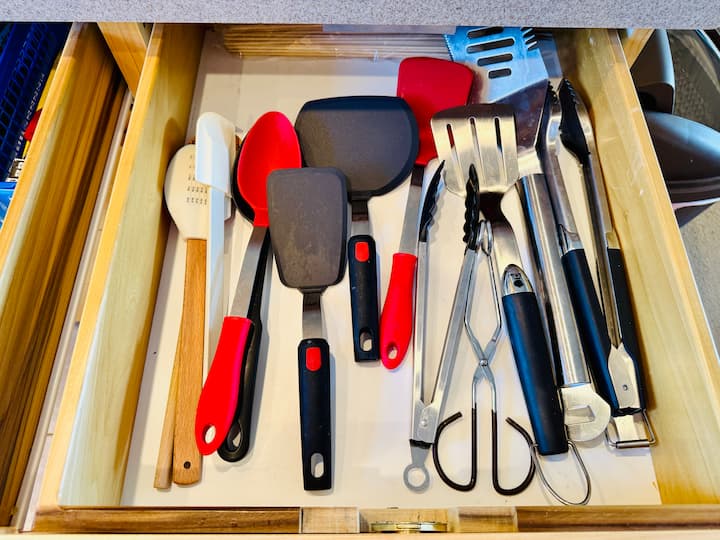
[
  {"xmin": 195, "ymin": 112, "xmax": 301, "ymax": 456},
  {"xmin": 379, "ymin": 58, "xmax": 474, "ymax": 369}
]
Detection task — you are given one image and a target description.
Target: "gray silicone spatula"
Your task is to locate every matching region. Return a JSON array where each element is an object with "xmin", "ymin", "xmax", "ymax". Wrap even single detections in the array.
[
  {"xmin": 295, "ymin": 96, "xmax": 417, "ymax": 363},
  {"xmin": 267, "ymin": 167, "xmax": 347, "ymax": 491}
]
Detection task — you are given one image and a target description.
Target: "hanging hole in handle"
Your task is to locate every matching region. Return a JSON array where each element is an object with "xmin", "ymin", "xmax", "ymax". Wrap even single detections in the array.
[
  {"xmin": 360, "ymin": 330, "xmax": 374, "ymax": 352},
  {"xmin": 183, "ymin": 461, "xmax": 191, "ymax": 470},
  {"xmin": 386, "ymin": 344, "xmax": 398, "ymax": 361},
  {"xmin": 310, "ymin": 453, "xmax": 325, "ymax": 478},
  {"xmin": 403, "ymin": 464, "xmax": 430, "ymax": 492},
  {"xmin": 203, "ymin": 424, "xmax": 217, "ymax": 445},
  {"xmin": 225, "ymin": 423, "xmax": 242, "ymax": 451}
]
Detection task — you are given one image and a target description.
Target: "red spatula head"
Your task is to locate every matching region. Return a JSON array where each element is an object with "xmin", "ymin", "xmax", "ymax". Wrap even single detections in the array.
[
  {"xmin": 396, "ymin": 57, "xmax": 474, "ymax": 167},
  {"xmin": 237, "ymin": 111, "xmax": 301, "ymax": 227}
]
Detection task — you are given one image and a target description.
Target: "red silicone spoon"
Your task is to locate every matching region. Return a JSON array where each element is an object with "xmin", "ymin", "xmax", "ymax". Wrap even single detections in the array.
[
  {"xmin": 195, "ymin": 111, "xmax": 301, "ymax": 455},
  {"xmin": 379, "ymin": 57, "xmax": 474, "ymax": 369}
]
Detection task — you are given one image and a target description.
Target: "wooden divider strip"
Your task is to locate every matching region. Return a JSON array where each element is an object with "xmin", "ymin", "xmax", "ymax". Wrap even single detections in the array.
[{"xmin": 0, "ymin": 23, "xmax": 125, "ymax": 525}]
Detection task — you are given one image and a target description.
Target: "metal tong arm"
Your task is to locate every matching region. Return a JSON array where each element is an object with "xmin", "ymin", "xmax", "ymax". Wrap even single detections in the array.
[
  {"xmin": 541, "ymin": 91, "xmax": 584, "ymax": 254},
  {"xmin": 433, "ymin": 222, "xmax": 535, "ymax": 495},
  {"xmin": 410, "ymin": 247, "xmax": 476, "ymax": 445}
]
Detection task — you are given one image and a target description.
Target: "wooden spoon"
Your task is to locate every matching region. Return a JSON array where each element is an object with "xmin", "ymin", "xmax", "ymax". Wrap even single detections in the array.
[{"xmin": 163, "ymin": 144, "xmax": 206, "ymax": 485}]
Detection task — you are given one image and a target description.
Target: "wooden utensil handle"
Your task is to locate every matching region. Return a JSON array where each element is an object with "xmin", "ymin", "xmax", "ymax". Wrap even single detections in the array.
[
  {"xmin": 154, "ymin": 343, "xmax": 180, "ymax": 489},
  {"xmin": 173, "ymin": 238, "xmax": 206, "ymax": 485}
]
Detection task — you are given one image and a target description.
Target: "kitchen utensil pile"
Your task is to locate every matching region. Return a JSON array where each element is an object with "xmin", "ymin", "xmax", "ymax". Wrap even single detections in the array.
[{"xmin": 156, "ymin": 27, "xmax": 655, "ymax": 502}]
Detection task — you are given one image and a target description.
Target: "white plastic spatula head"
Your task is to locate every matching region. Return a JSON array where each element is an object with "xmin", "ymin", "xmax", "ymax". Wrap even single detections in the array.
[
  {"xmin": 164, "ymin": 144, "xmax": 207, "ymax": 240},
  {"xmin": 196, "ymin": 112, "xmax": 236, "ymax": 195}
]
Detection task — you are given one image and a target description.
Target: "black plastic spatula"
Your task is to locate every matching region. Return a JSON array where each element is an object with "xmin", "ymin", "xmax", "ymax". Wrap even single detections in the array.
[
  {"xmin": 295, "ymin": 96, "xmax": 418, "ymax": 362},
  {"xmin": 267, "ymin": 167, "xmax": 347, "ymax": 491}
]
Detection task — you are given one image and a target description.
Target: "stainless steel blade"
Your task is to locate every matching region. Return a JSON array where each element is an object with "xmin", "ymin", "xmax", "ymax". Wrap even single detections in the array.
[
  {"xmin": 398, "ymin": 168, "xmax": 424, "ymax": 255},
  {"xmin": 229, "ymin": 225, "xmax": 268, "ymax": 318}
]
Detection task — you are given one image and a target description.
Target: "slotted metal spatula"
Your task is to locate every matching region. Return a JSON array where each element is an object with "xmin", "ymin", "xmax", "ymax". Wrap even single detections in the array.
[{"xmin": 444, "ymin": 27, "xmax": 547, "ymax": 103}]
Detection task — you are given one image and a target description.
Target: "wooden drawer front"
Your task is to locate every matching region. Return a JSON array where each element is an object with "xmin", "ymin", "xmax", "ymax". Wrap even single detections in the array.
[
  {"xmin": 32, "ymin": 23, "xmax": 720, "ymax": 533},
  {"xmin": 0, "ymin": 23, "xmax": 126, "ymax": 526}
]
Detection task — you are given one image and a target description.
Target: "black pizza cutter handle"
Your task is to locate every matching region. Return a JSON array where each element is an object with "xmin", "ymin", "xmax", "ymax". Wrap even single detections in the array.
[
  {"xmin": 298, "ymin": 338, "xmax": 332, "ymax": 491},
  {"xmin": 348, "ymin": 234, "xmax": 380, "ymax": 362},
  {"xmin": 502, "ymin": 265, "xmax": 568, "ymax": 456}
]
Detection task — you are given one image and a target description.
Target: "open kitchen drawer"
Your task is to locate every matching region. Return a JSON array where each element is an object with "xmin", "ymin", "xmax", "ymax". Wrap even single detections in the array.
[
  {"xmin": 0, "ymin": 24, "xmax": 127, "ymax": 527},
  {"xmin": 23, "ymin": 23, "xmax": 720, "ymax": 534}
]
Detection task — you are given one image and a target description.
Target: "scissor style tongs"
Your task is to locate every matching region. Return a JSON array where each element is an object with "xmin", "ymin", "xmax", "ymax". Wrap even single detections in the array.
[
  {"xmin": 433, "ymin": 214, "xmax": 535, "ymax": 495},
  {"xmin": 404, "ymin": 160, "xmax": 476, "ymax": 493},
  {"xmin": 557, "ymin": 79, "xmax": 655, "ymax": 448}
]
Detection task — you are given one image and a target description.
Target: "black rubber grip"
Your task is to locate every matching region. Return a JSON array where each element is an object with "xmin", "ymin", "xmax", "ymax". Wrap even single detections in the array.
[
  {"xmin": 348, "ymin": 234, "xmax": 380, "ymax": 362},
  {"xmin": 217, "ymin": 320, "xmax": 260, "ymax": 462},
  {"xmin": 608, "ymin": 248, "xmax": 646, "ymax": 410},
  {"xmin": 561, "ymin": 248, "xmax": 619, "ymax": 412},
  {"xmin": 218, "ymin": 230, "xmax": 271, "ymax": 462},
  {"xmin": 503, "ymin": 291, "xmax": 568, "ymax": 456},
  {"xmin": 298, "ymin": 338, "xmax": 332, "ymax": 491}
]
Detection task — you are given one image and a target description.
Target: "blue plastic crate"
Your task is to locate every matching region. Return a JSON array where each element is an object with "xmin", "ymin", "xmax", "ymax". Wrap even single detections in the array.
[
  {"xmin": 0, "ymin": 180, "xmax": 16, "ymax": 229},
  {"xmin": 0, "ymin": 23, "xmax": 70, "ymax": 181}
]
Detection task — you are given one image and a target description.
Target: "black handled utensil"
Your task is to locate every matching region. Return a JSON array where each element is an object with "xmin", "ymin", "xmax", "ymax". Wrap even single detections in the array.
[
  {"xmin": 295, "ymin": 96, "xmax": 417, "ymax": 362},
  {"xmin": 267, "ymin": 167, "xmax": 347, "ymax": 491},
  {"xmin": 432, "ymin": 103, "xmax": 568, "ymax": 457},
  {"xmin": 558, "ymin": 78, "xmax": 655, "ymax": 448}
]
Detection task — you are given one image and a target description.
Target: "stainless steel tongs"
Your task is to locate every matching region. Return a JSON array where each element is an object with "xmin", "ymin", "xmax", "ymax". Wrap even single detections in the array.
[
  {"xmin": 432, "ymin": 218, "xmax": 535, "ymax": 495},
  {"xmin": 403, "ymin": 163, "xmax": 479, "ymax": 493}
]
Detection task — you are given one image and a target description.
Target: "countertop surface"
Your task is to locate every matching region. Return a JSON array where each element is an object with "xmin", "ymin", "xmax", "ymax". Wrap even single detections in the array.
[{"xmin": 0, "ymin": 0, "xmax": 718, "ymax": 28}]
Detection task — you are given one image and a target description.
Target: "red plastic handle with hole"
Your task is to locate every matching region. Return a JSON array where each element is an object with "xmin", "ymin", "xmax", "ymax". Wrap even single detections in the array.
[
  {"xmin": 195, "ymin": 316, "xmax": 252, "ymax": 455},
  {"xmin": 380, "ymin": 253, "xmax": 418, "ymax": 369}
]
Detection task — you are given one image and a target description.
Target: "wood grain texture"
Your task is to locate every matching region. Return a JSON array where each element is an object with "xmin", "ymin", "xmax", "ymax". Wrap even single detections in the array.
[
  {"xmin": 621, "ymin": 28, "xmax": 655, "ymax": 67},
  {"xmin": 172, "ymin": 238, "xmax": 205, "ymax": 485},
  {"xmin": 98, "ymin": 23, "xmax": 151, "ymax": 95},
  {"xmin": 221, "ymin": 24, "xmax": 447, "ymax": 59},
  {"xmin": 516, "ymin": 505, "xmax": 720, "ymax": 531},
  {"xmin": 301, "ymin": 507, "xmax": 358, "ymax": 533},
  {"xmin": 0, "ymin": 23, "xmax": 124, "ymax": 525},
  {"xmin": 32, "ymin": 507, "xmax": 300, "ymax": 533},
  {"xmin": 36, "ymin": 23, "xmax": 204, "ymax": 512},
  {"xmin": 153, "ymin": 337, "xmax": 180, "ymax": 490},
  {"xmin": 451, "ymin": 506, "xmax": 518, "ymax": 532},
  {"xmin": 10, "ymin": 531, "xmax": 720, "ymax": 539},
  {"xmin": 557, "ymin": 29, "xmax": 720, "ymax": 504}
]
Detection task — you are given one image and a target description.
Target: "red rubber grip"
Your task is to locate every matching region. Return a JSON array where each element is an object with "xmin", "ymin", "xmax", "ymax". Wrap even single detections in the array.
[
  {"xmin": 195, "ymin": 316, "xmax": 252, "ymax": 455},
  {"xmin": 379, "ymin": 252, "xmax": 418, "ymax": 369}
]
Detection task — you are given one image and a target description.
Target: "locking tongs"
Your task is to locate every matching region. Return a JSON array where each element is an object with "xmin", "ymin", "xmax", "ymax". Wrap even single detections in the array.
[
  {"xmin": 403, "ymin": 161, "xmax": 474, "ymax": 493},
  {"xmin": 557, "ymin": 79, "xmax": 655, "ymax": 448}
]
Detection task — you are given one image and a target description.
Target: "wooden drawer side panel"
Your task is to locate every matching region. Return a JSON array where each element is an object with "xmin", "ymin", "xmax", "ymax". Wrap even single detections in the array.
[
  {"xmin": 561, "ymin": 29, "xmax": 720, "ymax": 503},
  {"xmin": 36, "ymin": 24, "xmax": 204, "ymax": 512},
  {"xmin": 32, "ymin": 507, "xmax": 301, "ymax": 534},
  {"xmin": 0, "ymin": 24, "xmax": 125, "ymax": 525}
]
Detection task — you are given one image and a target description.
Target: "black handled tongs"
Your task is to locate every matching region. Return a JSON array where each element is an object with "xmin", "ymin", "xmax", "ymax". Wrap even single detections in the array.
[{"xmin": 557, "ymin": 79, "xmax": 655, "ymax": 448}]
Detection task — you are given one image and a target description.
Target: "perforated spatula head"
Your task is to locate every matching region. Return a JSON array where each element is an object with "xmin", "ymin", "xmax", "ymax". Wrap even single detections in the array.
[
  {"xmin": 164, "ymin": 144, "xmax": 207, "ymax": 240},
  {"xmin": 267, "ymin": 168, "xmax": 348, "ymax": 292},
  {"xmin": 294, "ymin": 96, "xmax": 418, "ymax": 201},
  {"xmin": 396, "ymin": 57, "xmax": 474, "ymax": 166}
]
